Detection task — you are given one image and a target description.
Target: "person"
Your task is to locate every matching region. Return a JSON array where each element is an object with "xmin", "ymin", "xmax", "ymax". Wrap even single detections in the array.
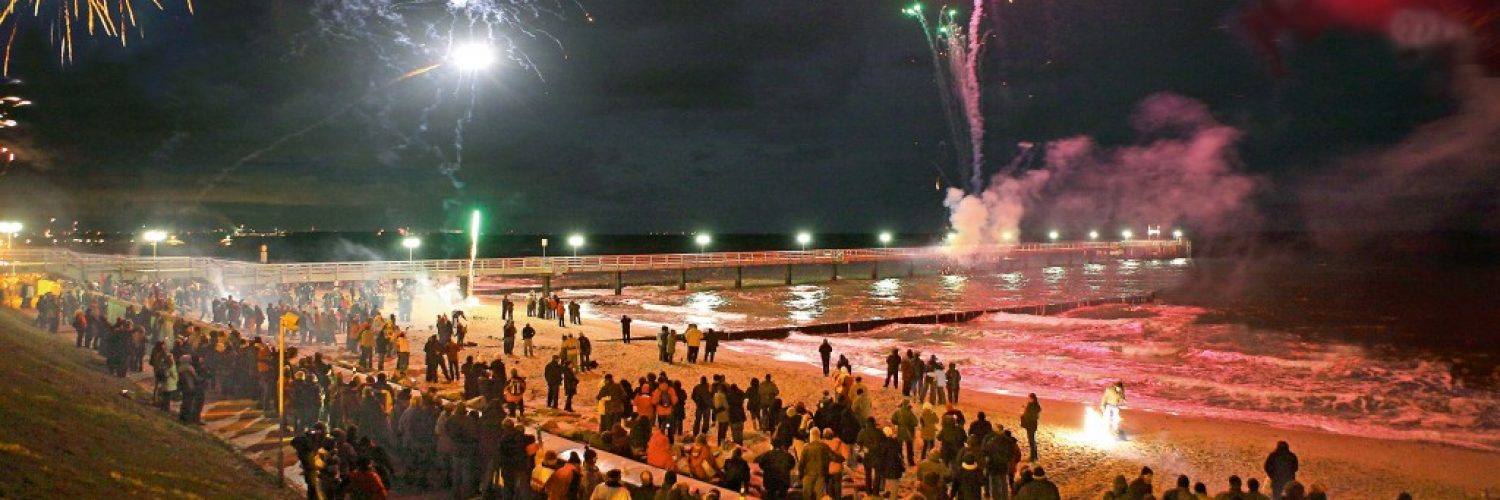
[
  {"xmin": 893, "ymin": 400, "xmax": 919, "ymax": 466},
  {"xmin": 562, "ymin": 362, "xmax": 579, "ymax": 412},
  {"xmin": 663, "ymin": 328, "xmax": 677, "ymax": 364},
  {"xmin": 423, "ymin": 336, "xmax": 442, "ymax": 383},
  {"xmin": 1021, "ymin": 393, "xmax": 1042, "ymax": 461},
  {"xmin": 522, "ymin": 323, "xmax": 537, "ymax": 357},
  {"xmin": 578, "ymin": 333, "xmax": 593, "ymax": 370},
  {"xmin": 656, "ymin": 326, "xmax": 669, "ymax": 362},
  {"xmin": 703, "ymin": 328, "xmax": 719, "ymax": 363},
  {"xmin": 504, "ymin": 369, "xmax": 527, "ymax": 417},
  {"xmin": 1014, "ymin": 465, "xmax": 1060, "ymax": 500},
  {"xmin": 799, "ymin": 432, "xmax": 841, "ymax": 500},
  {"xmin": 1128, "ymin": 466, "xmax": 1155, "ymax": 499},
  {"xmin": 1161, "ymin": 475, "xmax": 1195, "ymax": 500},
  {"xmin": 755, "ymin": 443, "xmax": 795, "ymax": 500},
  {"xmin": 620, "ymin": 315, "xmax": 633, "ymax": 344},
  {"xmin": 543, "ymin": 453, "xmax": 580, "ymax": 500},
  {"xmin": 633, "ymin": 471, "xmax": 658, "ymax": 500},
  {"xmin": 1101, "ymin": 381, "xmax": 1126, "ymax": 438},
  {"xmin": 568, "ymin": 299, "xmax": 582, "ymax": 325},
  {"xmin": 1103, "ymin": 475, "xmax": 1130, "ymax": 500},
  {"xmin": 591, "ymin": 469, "xmax": 631, "ymax": 500},
  {"xmin": 544, "ymin": 356, "xmax": 564, "ymax": 409},
  {"xmin": 954, "ymin": 450, "xmax": 986, "ymax": 500},
  {"xmin": 884, "ymin": 349, "xmax": 901, "ymax": 388},
  {"xmin": 393, "ymin": 329, "xmax": 411, "ymax": 377},
  {"xmin": 502, "ymin": 320, "xmax": 517, "ymax": 356},
  {"xmin": 818, "ymin": 339, "xmax": 833, "ymax": 375},
  {"xmin": 945, "ymin": 362, "xmax": 962, "ymax": 403},
  {"xmin": 1264, "ymin": 441, "xmax": 1299, "ymax": 500},
  {"xmin": 684, "ymin": 323, "xmax": 702, "ymax": 363},
  {"xmin": 345, "ymin": 456, "xmax": 388, "ymax": 500},
  {"xmin": 1246, "ymin": 478, "xmax": 1271, "ymax": 500},
  {"xmin": 719, "ymin": 447, "xmax": 751, "ymax": 493},
  {"xmin": 1215, "ymin": 475, "xmax": 1245, "ymax": 500},
  {"xmin": 501, "ymin": 294, "xmax": 514, "ymax": 320}
]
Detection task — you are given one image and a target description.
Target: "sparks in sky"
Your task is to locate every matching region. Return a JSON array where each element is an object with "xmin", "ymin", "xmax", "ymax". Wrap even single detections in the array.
[{"xmin": 0, "ymin": 0, "xmax": 193, "ymax": 74}]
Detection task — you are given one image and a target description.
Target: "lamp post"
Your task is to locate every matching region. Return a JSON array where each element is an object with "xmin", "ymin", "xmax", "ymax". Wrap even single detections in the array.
[
  {"xmin": 878, "ymin": 231, "xmax": 893, "ymax": 248},
  {"xmin": 143, "ymin": 230, "xmax": 167, "ymax": 280},
  {"xmin": 1172, "ymin": 229, "xmax": 1184, "ymax": 240},
  {"xmin": 276, "ymin": 318, "xmax": 287, "ymax": 486},
  {"xmin": 1048, "ymin": 230, "xmax": 1060, "ymax": 242},
  {"xmin": 1121, "ymin": 229, "xmax": 1134, "ymax": 241},
  {"xmin": 796, "ymin": 232, "xmax": 812, "ymax": 252},
  {"xmin": 541, "ymin": 238, "xmax": 548, "ymax": 258},
  {"xmin": 695, "ymin": 233, "xmax": 712, "ymax": 254},
  {"xmin": 0, "ymin": 221, "xmax": 20, "ymax": 276},
  {"xmin": 1089, "ymin": 230, "xmax": 1099, "ymax": 241},
  {"xmin": 567, "ymin": 234, "xmax": 585, "ymax": 257},
  {"xmin": 402, "ymin": 236, "xmax": 421, "ymax": 261}
]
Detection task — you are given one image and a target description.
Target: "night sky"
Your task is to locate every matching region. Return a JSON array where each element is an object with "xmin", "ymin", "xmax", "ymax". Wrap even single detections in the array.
[{"xmin": 0, "ymin": 0, "xmax": 1471, "ymax": 234}]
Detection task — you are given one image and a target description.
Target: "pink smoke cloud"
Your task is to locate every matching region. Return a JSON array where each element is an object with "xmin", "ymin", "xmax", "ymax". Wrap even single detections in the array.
[{"xmin": 945, "ymin": 93, "xmax": 1261, "ymax": 248}]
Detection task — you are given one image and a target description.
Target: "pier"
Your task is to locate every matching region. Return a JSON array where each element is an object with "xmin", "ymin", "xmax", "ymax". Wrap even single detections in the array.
[{"xmin": 1, "ymin": 239, "xmax": 1189, "ymax": 293}]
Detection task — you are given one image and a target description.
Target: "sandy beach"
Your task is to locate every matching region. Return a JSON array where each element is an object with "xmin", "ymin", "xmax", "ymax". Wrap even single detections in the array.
[{"xmin": 369, "ymin": 289, "xmax": 1500, "ymax": 499}]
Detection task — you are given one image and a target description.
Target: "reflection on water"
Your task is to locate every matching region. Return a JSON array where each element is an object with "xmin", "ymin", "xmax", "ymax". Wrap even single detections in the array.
[
  {"xmin": 589, "ymin": 259, "xmax": 1192, "ymax": 331},
  {"xmin": 785, "ymin": 285, "xmax": 828, "ymax": 323}
]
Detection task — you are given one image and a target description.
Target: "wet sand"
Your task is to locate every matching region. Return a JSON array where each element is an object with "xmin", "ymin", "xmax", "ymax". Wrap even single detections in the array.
[{"xmin": 383, "ymin": 295, "xmax": 1500, "ymax": 498}]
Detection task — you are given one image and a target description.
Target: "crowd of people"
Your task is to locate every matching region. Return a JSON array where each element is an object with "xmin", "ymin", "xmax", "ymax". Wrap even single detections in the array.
[{"xmin": 10, "ymin": 275, "xmax": 1386, "ymax": 500}]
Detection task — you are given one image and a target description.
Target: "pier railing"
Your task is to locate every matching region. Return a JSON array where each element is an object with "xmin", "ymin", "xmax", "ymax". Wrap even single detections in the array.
[{"xmin": 0, "ymin": 239, "xmax": 1187, "ymax": 286}]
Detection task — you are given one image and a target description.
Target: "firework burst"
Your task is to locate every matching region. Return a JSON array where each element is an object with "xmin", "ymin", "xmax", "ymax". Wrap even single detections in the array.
[{"xmin": 0, "ymin": 0, "xmax": 193, "ymax": 74}]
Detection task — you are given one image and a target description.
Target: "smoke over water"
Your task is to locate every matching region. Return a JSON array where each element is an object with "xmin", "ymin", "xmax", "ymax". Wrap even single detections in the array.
[{"xmin": 944, "ymin": 93, "xmax": 1260, "ymax": 248}]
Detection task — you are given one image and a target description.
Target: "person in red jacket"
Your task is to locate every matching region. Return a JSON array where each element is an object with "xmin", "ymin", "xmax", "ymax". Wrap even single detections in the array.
[{"xmin": 345, "ymin": 456, "xmax": 388, "ymax": 500}]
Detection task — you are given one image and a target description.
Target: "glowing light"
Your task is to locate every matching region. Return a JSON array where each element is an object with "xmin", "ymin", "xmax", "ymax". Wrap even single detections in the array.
[
  {"xmin": 795, "ymin": 232, "xmax": 812, "ymax": 248},
  {"xmin": 1048, "ymin": 230, "xmax": 1059, "ymax": 241},
  {"xmin": 1121, "ymin": 229, "xmax": 1134, "ymax": 241},
  {"xmin": 945, "ymin": 231, "xmax": 957, "ymax": 243},
  {"xmin": 1075, "ymin": 407, "xmax": 1123, "ymax": 449},
  {"xmin": 402, "ymin": 236, "xmax": 422, "ymax": 249},
  {"xmin": 449, "ymin": 41, "xmax": 496, "ymax": 72},
  {"xmin": 878, "ymin": 231, "xmax": 893, "ymax": 246},
  {"xmin": 567, "ymin": 233, "xmax": 585, "ymax": 257},
  {"xmin": 468, "ymin": 210, "xmax": 480, "ymax": 296},
  {"xmin": 142, "ymin": 230, "xmax": 167, "ymax": 243},
  {"xmin": 1001, "ymin": 231, "xmax": 1014, "ymax": 241},
  {"xmin": 694, "ymin": 233, "xmax": 712, "ymax": 246},
  {"xmin": 0, "ymin": 0, "xmax": 192, "ymax": 75},
  {"xmin": 0, "ymin": 221, "xmax": 20, "ymax": 234},
  {"xmin": 1172, "ymin": 229, "xmax": 1184, "ymax": 239},
  {"xmin": 1089, "ymin": 230, "xmax": 1099, "ymax": 240}
]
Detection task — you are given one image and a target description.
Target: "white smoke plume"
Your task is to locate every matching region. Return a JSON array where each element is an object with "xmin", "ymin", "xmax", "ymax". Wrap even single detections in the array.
[{"xmin": 945, "ymin": 93, "xmax": 1261, "ymax": 249}]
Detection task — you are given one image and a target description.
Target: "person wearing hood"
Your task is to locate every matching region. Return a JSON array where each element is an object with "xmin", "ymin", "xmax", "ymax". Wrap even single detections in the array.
[
  {"xmin": 755, "ymin": 443, "xmax": 796, "ymax": 500},
  {"xmin": 1161, "ymin": 475, "xmax": 1195, "ymax": 500},
  {"xmin": 632, "ymin": 471, "xmax": 658, "ymax": 500},
  {"xmin": 798, "ymin": 431, "xmax": 842, "ymax": 500},
  {"xmin": 936, "ymin": 414, "xmax": 968, "ymax": 466},
  {"xmin": 1263, "ymin": 441, "xmax": 1299, "ymax": 500},
  {"xmin": 719, "ymin": 447, "xmax": 751, "ymax": 493},
  {"xmin": 645, "ymin": 427, "xmax": 674, "ymax": 470},
  {"xmin": 893, "ymin": 400, "xmax": 920, "ymax": 466},
  {"xmin": 818, "ymin": 339, "xmax": 833, "ymax": 376},
  {"xmin": 953, "ymin": 447, "xmax": 987, "ymax": 500},
  {"xmin": 919, "ymin": 402, "xmax": 940, "ymax": 460},
  {"xmin": 1014, "ymin": 466, "xmax": 1061, "ymax": 500}
]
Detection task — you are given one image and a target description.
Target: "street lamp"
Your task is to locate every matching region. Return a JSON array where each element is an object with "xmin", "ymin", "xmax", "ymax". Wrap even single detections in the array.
[
  {"xmin": 1121, "ymin": 229, "xmax": 1134, "ymax": 241},
  {"xmin": 694, "ymin": 233, "xmax": 712, "ymax": 253},
  {"xmin": 1172, "ymin": 229, "xmax": 1184, "ymax": 240},
  {"xmin": 878, "ymin": 231, "xmax": 893, "ymax": 247},
  {"xmin": 1088, "ymin": 230, "xmax": 1099, "ymax": 241},
  {"xmin": 1048, "ymin": 230, "xmax": 1060, "ymax": 242},
  {"xmin": 796, "ymin": 232, "xmax": 812, "ymax": 251},
  {"xmin": 567, "ymin": 234, "xmax": 585, "ymax": 257},
  {"xmin": 1002, "ymin": 231, "xmax": 1015, "ymax": 242},
  {"xmin": 0, "ymin": 221, "xmax": 19, "ymax": 276},
  {"xmin": 143, "ymin": 230, "xmax": 167, "ymax": 258},
  {"xmin": 402, "ymin": 236, "xmax": 421, "ymax": 261}
]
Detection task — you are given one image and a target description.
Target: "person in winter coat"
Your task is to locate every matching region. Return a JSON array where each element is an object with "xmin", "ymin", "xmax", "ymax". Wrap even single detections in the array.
[
  {"xmin": 1264, "ymin": 441, "xmax": 1299, "ymax": 500},
  {"xmin": 345, "ymin": 456, "xmax": 389, "ymax": 500},
  {"xmin": 702, "ymin": 328, "xmax": 719, "ymax": 362},
  {"xmin": 885, "ymin": 349, "xmax": 902, "ymax": 388},
  {"xmin": 1103, "ymin": 475, "xmax": 1130, "ymax": 500},
  {"xmin": 936, "ymin": 414, "xmax": 968, "ymax": 466},
  {"xmin": 945, "ymin": 363, "xmax": 962, "ymax": 403},
  {"xmin": 683, "ymin": 324, "xmax": 703, "ymax": 363},
  {"xmin": 919, "ymin": 402, "xmax": 940, "ymax": 459},
  {"xmin": 1014, "ymin": 466, "xmax": 1061, "ymax": 500},
  {"xmin": 719, "ymin": 448, "xmax": 751, "ymax": 493},
  {"xmin": 1161, "ymin": 475, "xmax": 1196, "ymax": 500},
  {"xmin": 872, "ymin": 426, "xmax": 906, "ymax": 495},
  {"xmin": 590, "ymin": 469, "xmax": 632, "ymax": 500},
  {"xmin": 1021, "ymin": 393, "xmax": 1042, "ymax": 461},
  {"xmin": 798, "ymin": 432, "xmax": 842, "ymax": 499},
  {"xmin": 645, "ymin": 427, "xmax": 674, "ymax": 470},
  {"xmin": 892, "ymin": 400, "xmax": 919, "ymax": 466},
  {"xmin": 754, "ymin": 445, "xmax": 796, "ymax": 500},
  {"xmin": 1128, "ymin": 466, "xmax": 1155, "ymax": 500},
  {"xmin": 953, "ymin": 448, "xmax": 987, "ymax": 500},
  {"xmin": 393, "ymin": 330, "xmax": 411, "ymax": 377},
  {"xmin": 543, "ymin": 454, "xmax": 581, "ymax": 500},
  {"xmin": 818, "ymin": 339, "xmax": 833, "ymax": 376}
]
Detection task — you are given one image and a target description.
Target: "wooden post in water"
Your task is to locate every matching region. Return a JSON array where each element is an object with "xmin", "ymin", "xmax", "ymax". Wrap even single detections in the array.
[
  {"xmin": 735, "ymin": 266, "xmax": 743, "ymax": 289},
  {"xmin": 613, "ymin": 271, "xmax": 623, "ymax": 295},
  {"xmin": 785, "ymin": 265, "xmax": 793, "ymax": 286},
  {"xmin": 678, "ymin": 269, "xmax": 688, "ymax": 291}
]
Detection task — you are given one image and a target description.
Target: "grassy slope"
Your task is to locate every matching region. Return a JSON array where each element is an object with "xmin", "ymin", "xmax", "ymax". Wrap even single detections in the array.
[{"xmin": 0, "ymin": 310, "xmax": 297, "ymax": 499}]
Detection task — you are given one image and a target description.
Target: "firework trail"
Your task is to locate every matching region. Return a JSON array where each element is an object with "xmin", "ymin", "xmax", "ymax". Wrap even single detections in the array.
[
  {"xmin": 906, "ymin": 1, "xmax": 993, "ymax": 193},
  {"xmin": 194, "ymin": 0, "xmax": 583, "ymax": 211},
  {"xmin": 0, "ymin": 0, "xmax": 192, "ymax": 74}
]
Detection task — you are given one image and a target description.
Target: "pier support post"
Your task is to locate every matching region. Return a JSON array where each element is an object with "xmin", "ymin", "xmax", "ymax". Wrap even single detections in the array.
[
  {"xmin": 871, "ymin": 263, "xmax": 878, "ymax": 280},
  {"xmin": 908, "ymin": 261, "xmax": 915, "ymax": 278},
  {"xmin": 542, "ymin": 274, "xmax": 552, "ymax": 296},
  {"xmin": 831, "ymin": 264, "xmax": 839, "ymax": 281},
  {"xmin": 613, "ymin": 271, "xmax": 623, "ymax": 295},
  {"xmin": 735, "ymin": 266, "xmax": 743, "ymax": 289},
  {"xmin": 785, "ymin": 265, "xmax": 794, "ymax": 286},
  {"xmin": 678, "ymin": 269, "xmax": 688, "ymax": 291}
]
